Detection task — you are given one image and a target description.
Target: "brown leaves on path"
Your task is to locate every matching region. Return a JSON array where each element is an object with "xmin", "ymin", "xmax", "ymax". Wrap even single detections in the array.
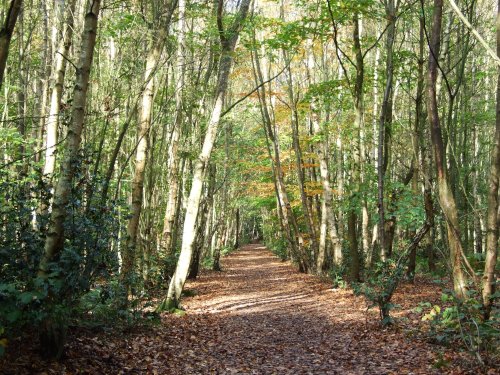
[{"xmin": 2, "ymin": 244, "xmax": 490, "ymax": 374}]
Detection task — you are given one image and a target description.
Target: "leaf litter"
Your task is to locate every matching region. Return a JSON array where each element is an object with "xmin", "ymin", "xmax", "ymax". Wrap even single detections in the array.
[{"xmin": 1, "ymin": 244, "xmax": 495, "ymax": 374}]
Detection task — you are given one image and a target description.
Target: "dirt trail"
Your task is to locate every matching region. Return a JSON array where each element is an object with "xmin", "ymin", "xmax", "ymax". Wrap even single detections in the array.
[
  {"xmin": 159, "ymin": 244, "xmax": 449, "ymax": 374},
  {"xmin": 6, "ymin": 244, "xmax": 475, "ymax": 374}
]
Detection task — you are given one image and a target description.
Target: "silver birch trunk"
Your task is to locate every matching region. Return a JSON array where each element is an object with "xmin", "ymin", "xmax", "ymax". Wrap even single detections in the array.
[
  {"xmin": 482, "ymin": 1, "xmax": 500, "ymax": 318},
  {"xmin": 284, "ymin": 55, "xmax": 319, "ymax": 260},
  {"xmin": 161, "ymin": 0, "xmax": 186, "ymax": 256},
  {"xmin": 163, "ymin": 0, "xmax": 252, "ymax": 309},
  {"xmin": 43, "ymin": 0, "xmax": 77, "ymax": 180},
  {"xmin": 251, "ymin": 43, "xmax": 307, "ymax": 271},
  {"xmin": 121, "ymin": 30, "xmax": 165, "ymax": 288},
  {"xmin": 304, "ymin": 41, "xmax": 342, "ymax": 268},
  {"xmin": 39, "ymin": 0, "xmax": 101, "ymax": 277},
  {"xmin": 311, "ymin": 107, "xmax": 342, "ymax": 269}
]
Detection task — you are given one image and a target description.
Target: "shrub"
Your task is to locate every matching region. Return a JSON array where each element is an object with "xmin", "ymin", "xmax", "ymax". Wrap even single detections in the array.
[
  {"xmin": 419, "ymin": 291, "xmax": 500, "ymax": 365},
  {"xmin": 328, "ymin": 263, "xmax": 348, "ymax": 289}
]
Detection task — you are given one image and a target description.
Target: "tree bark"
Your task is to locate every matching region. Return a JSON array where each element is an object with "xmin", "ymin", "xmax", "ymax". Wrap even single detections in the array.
[
  {"xmin": 284, "ymin": 58, "xmax": 319, "ymax": 259},
  {"xmin": 161, "ymin": 0, "xmax": 186, "ymax": 256},
  {"xmin": 348, "ymin": 12, "xmax": 364, "ymax": 282},
  {"xmin": 251, "ymin": 43, "xmax": 307, "ymax": 272},
  {"xmin": 43, "ymin": 0, "xmax": 77, "ymax": 181},
  {"xmin": 0, "ymin": 0, "xmax": 22, "ymax": 89},
  {"xmin": 120, "ymin": 30, "xmax": 164, "ymax": 291},
  {"xmin": 305, "ymin": 39, "xmax": 341, "ymax": 270},
  {"xmin": 121, "ymin": 0, "xmax": 177, "ymax": 292},
  {"xmin": 311, "ymin": 104, "xmax": 342, "ymax": 270},
  {"xmin": 163, "ymin": 0, "xmax": 252, "ymax": 309},
  {"xmin": 234, "ymin": 208, "xmax": 240, "ymax": 249},
  {"xmin": 427, "ymin": 0, "xmax": 468, "ymax": 298},
  {"xmin": 482, "ymin": 0, "xmax": 500, "ymax": 319},
  {"xmin": 407, "ymin": 13, "xmax": 426, "ymax": 281},
  {"xmin": 39, "ymin": 0, "xmax": 101, "ymax": 278},
  {"xmin": 377, "ymin": 0, "xmax": 396, "ymax": 261}
]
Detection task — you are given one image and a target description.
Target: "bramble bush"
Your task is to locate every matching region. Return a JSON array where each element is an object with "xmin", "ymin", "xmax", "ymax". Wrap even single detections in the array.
[
  {"xmin": 0, "ymin": 150, "xmax": 124, "ymax": 358},
  {"xmin": 417, "ymin": 290, "xmax": 500, "ymax": 365}
]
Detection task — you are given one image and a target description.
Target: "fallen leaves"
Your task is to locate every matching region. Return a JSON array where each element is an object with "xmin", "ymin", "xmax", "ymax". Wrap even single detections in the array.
[{"xmin": 1, "ymin": 244, "xmax": 494, "ymax": 374}]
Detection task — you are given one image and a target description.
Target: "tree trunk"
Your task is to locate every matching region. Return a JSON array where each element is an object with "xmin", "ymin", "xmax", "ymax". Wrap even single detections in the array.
[
  {"xmin": 311, "ymin": 104, "xmax": 342, "ymax": 270},
  {"xmin": 0, "ymin": 0, "xmax": 22, "ymax": 89},
  {"xmin": 348, "ymin": 210, "xmax": 360, "ymax": 282},
  {"xmin": 348, "ymin": 12, "xmax": 364, "ymax": 282},
  {"xmin": 43, "ymin": 0, "xmax": 77, "ymax": 181},
  {"xmin": 473, "ymin": 125, "xmax": 482, "ymax": 254},
  {"xmin": 100, "ymin": 105, "xmax": 137, "ymax": 205},
  {"xmin": 306, "ymin": 40, "xmax": 341, "ymax": 271},
  {"xmin": 161, "ymin": 0, "xmax": 186, "ymax": 257},
  {"xmin": 37, "ymin": 0, "xmax": 101, "ymax": 360},
  {"xmin": 39, "ymin": 0, "xmax": 101, "ymax": 278},
  {"xmin": 377, "ymin": 0, "xmax": 396, "ymax": 261},
  {"xmin": 34, "ymin": 0, "xmax": 50, "ymax": 167},
  {"xmin": 163, "ymin": 0, "xmax": 251, "ymax": 310},
  {"xmin": 284, "ymin": 58, "xmax": 319, "ymax": 259},
  {"xmin": 121, "ymin": 28, "xmax": 165, "ymax": 293},
  {"xmin": 188, "ymin": 202, "xmax": 208, "ymax": 279},
  {"xmin": 482, "ymin": 0, "xmax": 500, "ymax": 319},
  {"xmin": 407, "ymin": 13, "xmax": 426, "ymax": 281},
  {"xmin": 250, "ymin": 35, "xmax": 307, "ymax": 271},
  {"xmin": 427, "ymin": 0, "xmax": 467, "ymax": 299},
  {"xmin": 234, "ymin": 208, "xmax": 240, "ymax": 249},
  {"xmin": 213, "ymin": 128, "xmax": 230, "ymax": 271}
]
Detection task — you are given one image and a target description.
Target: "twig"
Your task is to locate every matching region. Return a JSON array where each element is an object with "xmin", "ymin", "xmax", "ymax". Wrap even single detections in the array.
[
  {"xmin": 447, "ymin": 0, "xmax": 500, "ymax": 67},
  {"xmin": 221, "ymin": 64, "xmax": 288, "ymax": 118}
]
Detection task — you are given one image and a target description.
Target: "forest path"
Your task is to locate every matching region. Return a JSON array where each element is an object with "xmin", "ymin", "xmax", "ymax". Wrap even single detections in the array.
[
  {"xmin": 7, "ymin": 243, "xmax": 470, "ymax": 374},
  {"xmin": 159, "ymin": 244, "xmax": 447, "ymax": 374}
]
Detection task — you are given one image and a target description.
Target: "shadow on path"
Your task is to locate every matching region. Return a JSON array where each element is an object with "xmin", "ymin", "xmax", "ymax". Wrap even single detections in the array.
[
  {"xmin": 0, "ymin": 245, "xmax": 475, "ymax": 374},
  {"xmin": 161, "ymin": 244, "xmax": 444, "ymax": 374}
]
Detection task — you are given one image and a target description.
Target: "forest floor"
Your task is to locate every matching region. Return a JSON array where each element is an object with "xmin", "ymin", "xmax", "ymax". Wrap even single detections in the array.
[{"xmin": 3, "ymin": 244, "xmax": 495, "ymax": 374}]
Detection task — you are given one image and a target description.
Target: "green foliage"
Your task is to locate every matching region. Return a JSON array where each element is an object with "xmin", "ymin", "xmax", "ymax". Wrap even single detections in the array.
[
  {"xmin": 353, "ymin": 258, "xmax": 406, "ymax": 326},
  {"xmin": 265, "ymin": 19, "xmax": 310, "ymax": 51},
  {"xmin": 261, "ymin": 213, "xmax": 289, "ymax": 260},
  {"xmin": 388, "ymin": 182, "xmax": 425, "ymax": 231},
  {"xmin": 419, "ymin": 291, "xmax": 499, "ymax": 363},
  {"xmin": 199, "ymin": 245, "xmax": 237, "ymax": 273},
  {"xmin": 328, "ymin": 263, "xmax": 348, "ymax": 289},
  {"xmin": 77, "ymin": 279, "xmax": 161, "ymax": 331},
  {"xmin": 220, "ymin": 245, "xmax": 235, "ymax": 257},
  {"xmin": 267, "ymin": 237, "xmax": 289, "ymax": 261},
  {"xmin": 305, "ymin": 80, "xmax": 346, "ymax": 107},
  {"xmin": 161, "ymin": 253, "xmax": 179, "ymax": 283},
  {"xmin": 0, "ymin": 148, "xmax": 125, "ymax": 357},
  {"xmin": 201, "ymin": 255, "xmax": 214, "ymax": 270},
  {"xmin": 322, "ymin": 0, "xmax": 378, "ymax": 21},
  {"xmin": 102, "ymin": 12, "xmax": 145, "ymax": 39}
]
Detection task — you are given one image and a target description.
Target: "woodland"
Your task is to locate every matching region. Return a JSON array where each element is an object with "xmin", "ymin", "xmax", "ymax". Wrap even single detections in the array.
[{"xmin": 0, "ymin": 0, "xmax": 499, "ymax": 373}]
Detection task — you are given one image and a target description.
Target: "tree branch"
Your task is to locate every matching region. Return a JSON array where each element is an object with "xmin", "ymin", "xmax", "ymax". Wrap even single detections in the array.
[
  {"xmin": 221, "ymin": 63, "xmax": 288, "ymax": 118},
  {"xmin": 447, "ymin": 0, "xmax": 500, "ymax": 66}
]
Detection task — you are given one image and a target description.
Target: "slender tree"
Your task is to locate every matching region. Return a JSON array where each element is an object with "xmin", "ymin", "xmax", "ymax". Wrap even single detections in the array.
[
  {"xmin": 0, "ymin": 0, "xmax": 22, "ymax": 89},
  {"xmin": 377, "ymin": 0, "xmax": 398, "ymax": 260},
  {"xmin": 37, "ymin": 0, "xmax": 101, "ymax": 360},
  {"xmin": 39, "ymin": 0, "xmax": 101, "ymax": 277},
  {"xmin": 43, "ymin": 0, "xmax": 77, "ymax": 182},
  {"xmin": 161, "ymin": 0, "xmax": 187, "ymax": 257},
  {"xmin": 482, "ymin": 0, "xmax": 500, "ymax": 318},
  {"xmin": 162, "ymin": 0, "xmax": 252, "ymax": 309},
  {"xmin": 426, "ymin": 0, "xmax": 468, "ymax": 298}
]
